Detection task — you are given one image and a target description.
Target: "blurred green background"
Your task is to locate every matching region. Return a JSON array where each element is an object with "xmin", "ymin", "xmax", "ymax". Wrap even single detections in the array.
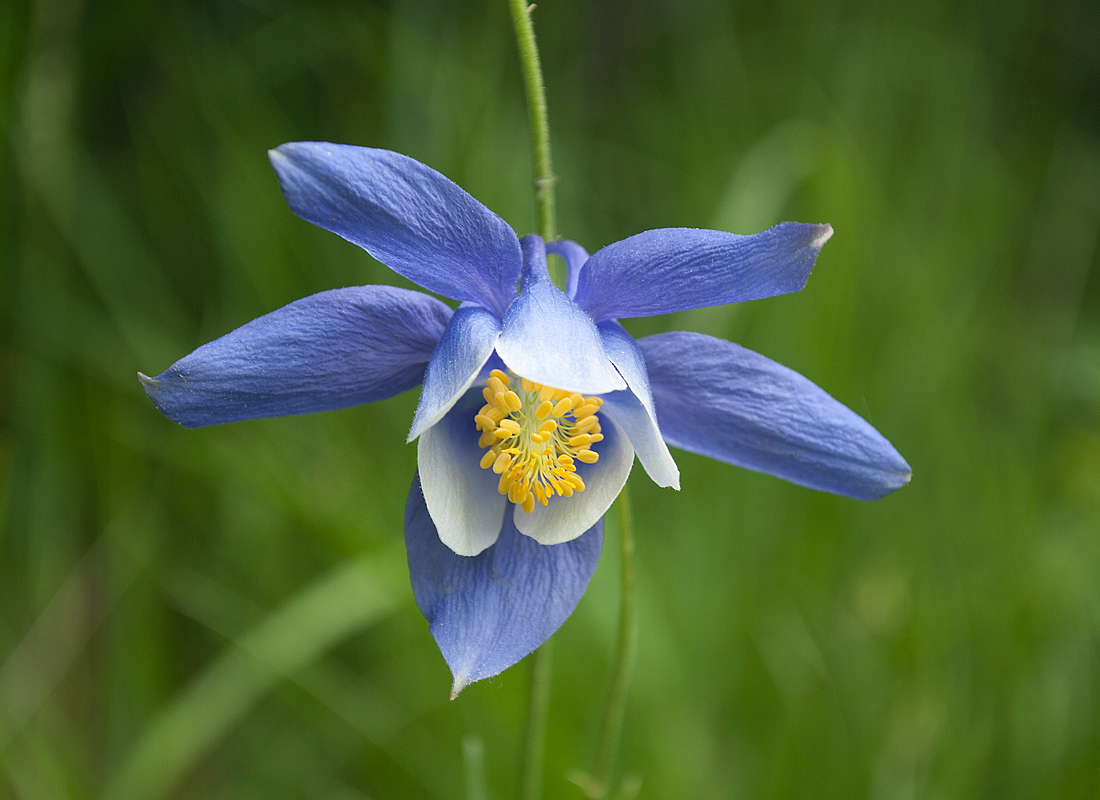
[{"xmin": 2, "ymin": 0, "xmax": 1100, "ymax": 797}]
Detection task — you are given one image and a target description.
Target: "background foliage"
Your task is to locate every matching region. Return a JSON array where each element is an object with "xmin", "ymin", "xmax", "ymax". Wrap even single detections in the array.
[{"xmin": 2, "ymin": 0, "xmax": 1100, "ymax": 797}]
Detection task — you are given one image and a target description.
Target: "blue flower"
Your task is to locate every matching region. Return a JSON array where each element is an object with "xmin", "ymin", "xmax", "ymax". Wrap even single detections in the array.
[{"xmin": 140, "ymin": 142, "xmax": 910, "ymax": 695}]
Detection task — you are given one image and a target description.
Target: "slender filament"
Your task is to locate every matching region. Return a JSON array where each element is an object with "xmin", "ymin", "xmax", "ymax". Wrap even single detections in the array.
[{"xmin": 474, "ymin": 369, "xmax": 603, "ymax": 513}]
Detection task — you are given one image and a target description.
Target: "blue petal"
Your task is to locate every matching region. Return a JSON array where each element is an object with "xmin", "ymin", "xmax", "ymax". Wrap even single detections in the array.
[
  {"xmin": 269, "ymin": 143, "xmax": 522, "ymax": 318},
  {"xmin": 597, "ymin": 321, "xmax": 679, "ymax": 489},
  {"xmin": 573, "ymin": 222, "xmax": 834, "ymax": 322},
  {"xmin": 545, "ymin": 238, "xmax": 589, "ymax": 299},
  {"xmin": 417, "ymin": 389, "xmax": 509, "ymax": 556},
  {"xmin": 639, "ymin": 332, "xmax": 911, "ymax": 500},
  {"xmin": 405, "ymin": 474, "xmax": 603, "ymax": 697},
  {"xmin": 495, "ymin": 235, "xmax": 626, "ymax": 395},
  {"xmin": 140, "ymin": 286, "xmax": 451, "ymax": 428},
  {"xmin": 408, "ymin": 303, "xmax": 502, "ymax": 442},
  {"xmin": 512, "ymin": 413, "xmax": 633, "ymax": 545}
]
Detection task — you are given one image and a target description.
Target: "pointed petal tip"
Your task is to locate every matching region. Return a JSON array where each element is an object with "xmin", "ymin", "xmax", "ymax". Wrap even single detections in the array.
[
  {"xmin": 812, "ymin": 223, "xmax": 834, "ymax": 250},
  {"xmin": 450, "ymin": 675, "xmax": 470, "ymax": 700},
  {"xmin": 137, "ymin": 371, "xmax": 157, "ymax": 387},
  {"xmin": 267, "ymin": 146, "xmax": 289, "ymax": 167}
]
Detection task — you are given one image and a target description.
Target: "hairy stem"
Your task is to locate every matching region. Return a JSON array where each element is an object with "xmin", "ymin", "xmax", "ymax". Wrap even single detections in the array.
[
  {"xmin": 520, "ymin": 640, "xmax": 553, "ymax": 800},
  {"xmin": 510, "ymin": 4, "xmax": 562, "ymax": 798},
  {"xmin": 508, "ymin": 0, "xmax": 557, "ymax": 242},
  {"xmin": 586, "ymin": 488, "xmax": 638, "ymax": 797}
]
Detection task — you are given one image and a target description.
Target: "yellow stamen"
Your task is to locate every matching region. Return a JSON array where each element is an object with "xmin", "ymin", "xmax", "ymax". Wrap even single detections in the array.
[
  {"xmin": 576, "ymin": 449, "xmax": 599, "ymax": 464},
  {"xmin": 475, "ymin": 369, "xmax": 605, "ymax": 511},
  {"xmin": 551, "ymin": 397, "xmax": 573, "ymax": 417},
  {"xmin": 573, "ymin": 415, "xmax": 598, "ymax": 433}
]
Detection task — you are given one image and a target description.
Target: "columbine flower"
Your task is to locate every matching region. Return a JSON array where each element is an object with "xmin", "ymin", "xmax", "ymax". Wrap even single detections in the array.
[{"xmin": 141, "ymin": 142, "xmax": 910, "ymax": 696}]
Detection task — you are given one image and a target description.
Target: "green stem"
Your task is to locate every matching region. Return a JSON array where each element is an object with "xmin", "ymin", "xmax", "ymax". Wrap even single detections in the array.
[
  {"xmin": 586, "ymin": 488, "xmax": 638, "ymax": 798},
  {"xmin": 520, "ymin": 640, "xmax": 553, "ymax": 800},
  {"xmin": 510, "ymin": 4, "xmax": 560, "ymax": 798},
  {"xmin": 463, "ymin": 735, "xmax": 489, "ymax": 800},
  {"xmin": 508, "ymin": 0, "xmax": 557, "ymax": 242}
]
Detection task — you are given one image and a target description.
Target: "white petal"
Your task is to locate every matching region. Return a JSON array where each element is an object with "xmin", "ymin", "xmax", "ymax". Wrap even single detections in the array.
[
  {"xmin": 418, "ymin": 392, "xmax": 508, "ymax": 556},
  {"xmin": 598, "ymin": 321, "xmax": 679, "ymax": 489},
  {"xmin": 601, "ymin": 391, "xmax": 679, "ymax": 489},
  {"xmin": 513, "ymin": 415, "xmax": 634, "ymax": 545}
]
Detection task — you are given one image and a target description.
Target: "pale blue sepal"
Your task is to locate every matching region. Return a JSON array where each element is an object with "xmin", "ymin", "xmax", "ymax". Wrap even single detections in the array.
[
  {"xmin": 512, "ymin": 414, "xmax": 633, "ymax": 545},
  {"xmin": 496, "ymin": 235, "xmax": 625, "ymax": 395},
  {"xmin": 545, "ymin": 239, "xmax": 589, "ymax": 299},
  {"xmin": 405, "ymin": 473, "xmax": 603, "ymax": 698},
  {"xmin": 269, "ymin": 143, "xmax": 522, "ymax": 318},
  {"xmin": 408, "ymin": 303, "xmax": 502, "ymax": 442},
  {"xmin": 639, "ymin": 332, "xmax": 912, "ymax": 501},
  {"xmin": 597, "ymin": 321, "xmax": 679, "ymax": 489},
  {"xmin": 574, "ymin": 222, "xmax": 833, "ymax": 322},
  {"xmin": 140, "ymin": 286, "xmax": 451, "ymax": 429},
  {"xmin": 417, "ymin": 390, "xmax": 509, "ymax": 556}
]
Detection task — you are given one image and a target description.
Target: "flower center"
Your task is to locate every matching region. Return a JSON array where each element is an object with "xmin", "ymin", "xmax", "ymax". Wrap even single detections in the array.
[{"xmin": 474, "ymin": 369, "xmax": 603, "ymax": 514}]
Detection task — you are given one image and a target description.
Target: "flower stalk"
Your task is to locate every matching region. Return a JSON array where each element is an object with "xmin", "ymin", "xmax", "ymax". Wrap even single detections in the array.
[
  {"xmin": 520, "ymin": 640, "xmax": 553, "ymax": 800},
  {"xmin": 508, "ymin": 3, "xmax": 561, "ymax": 797},
  {"xmin": 507, "ymin": 0, "xmax": 557, "ymax": 243},
  {"xmin": 582, "ymin": 487, "xmax": 638, "ymax": 798}
]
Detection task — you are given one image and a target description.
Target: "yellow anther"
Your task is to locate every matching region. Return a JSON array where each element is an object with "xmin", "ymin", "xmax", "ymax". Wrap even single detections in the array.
[
  {"xmin": 576, "ymin": 449, "xmax": 599, "ymax": 464},
  {"xmin": 474, "ymin": 369, "xmax": 605, "ymax": 511},
  {"xmin": 551, "ymin": 397, "xmax": 573, "ymax": 417},
  {"xmin": 573, "ymin": 415, "xmax": 598, "ymax": 433}
]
